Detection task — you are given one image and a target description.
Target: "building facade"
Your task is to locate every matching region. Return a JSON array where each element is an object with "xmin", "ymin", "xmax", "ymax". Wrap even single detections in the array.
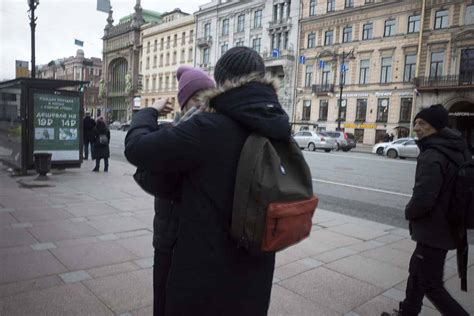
[
  {"xmin": 139, "ymin": 9, "xmax": 195, "ymax": 117},
  {"xmin": 194, "ymin": 0, "xmax": 301, "ymax": 116},
  {"xmin": 36, "ymin": 49, "xmax": 102, "ymax": 117},
  {"xmin": 101, "ymin": 0, "xmax": 161, "ymax": 123},
  {"xmin": 295, "ymin": 0, "xmax": 474, "ymax": 147}
]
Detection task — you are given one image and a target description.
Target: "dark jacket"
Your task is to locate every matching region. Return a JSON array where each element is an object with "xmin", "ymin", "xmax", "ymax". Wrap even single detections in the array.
[
  {"xmin": 83, "ymin": 116, "xmax": 96, "ymax": 142},
  {"xmin": 125, "ymin": 76, "xmax": 290, "ymax": 315},
  {"xmin": 406, "ymin": 128, "xmax": 468, "ymax": 250},
  {"xmin": 93, "ymin": 121, "xmax": 110, "ymax": 159}
]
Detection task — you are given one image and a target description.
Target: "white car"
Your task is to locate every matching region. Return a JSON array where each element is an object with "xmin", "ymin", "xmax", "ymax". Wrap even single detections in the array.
[
  {"xmin": 372, "ymin": 138, "xmax": 412, "ymax": 155},
  {"xmin": 293, "ymin": 131, "xmax": 337, "ymax": 152},
  {"xmin": 383, "ymin": 138, "xmax": 420, "ymax": 159}
]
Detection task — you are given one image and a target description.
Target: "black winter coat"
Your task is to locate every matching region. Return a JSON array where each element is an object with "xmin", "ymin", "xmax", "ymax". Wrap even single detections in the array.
[
  {"xmin": 125, "ymin": 78, "xmax": 290, "ymax": 315},
  {"xmin": 93, "ymin": 124, "xmax": 110, "ymax": 159},
  {"xmin": 406, "ymin": 128, "xmax": 469, "ymax": 250},
  {"xmin": 83, "ymin": 116, "xmax": 96, "ymax": 142}
]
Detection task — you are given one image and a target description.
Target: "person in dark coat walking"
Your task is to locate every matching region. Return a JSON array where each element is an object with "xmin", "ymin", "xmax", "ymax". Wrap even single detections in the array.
[
  {"xmin": 125, "ymin": 47, "xmax": 289, "ymax": 315},
  {"xmin": 92, "ymin": 117, "xmax": 110, "ymax": 172},
  {"xmin": 133, "ymin": 66, "xmax": 216, "ymax": 316},
  {"xmin": 83, "ymin": 112, "xmax": 96, "ymax": 160},
  {"xmin": 382, "ymin": 105, "xmax": 469, "ymax": 316}
]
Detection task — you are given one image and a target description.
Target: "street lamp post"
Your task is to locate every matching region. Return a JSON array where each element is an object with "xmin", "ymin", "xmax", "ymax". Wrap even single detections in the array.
[
  {"xmin": 27, "ymin": 0, "xmax": 39, "ymax": 78},
  {"xmin": 336, "ymin": 48, "xmax": 354, "ymax": 131}
]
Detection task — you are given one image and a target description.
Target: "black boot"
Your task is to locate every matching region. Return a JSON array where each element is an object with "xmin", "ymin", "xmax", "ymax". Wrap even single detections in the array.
[{"xmin": 381, "ymin": 302, "xmax": 402, "ymax": 316}]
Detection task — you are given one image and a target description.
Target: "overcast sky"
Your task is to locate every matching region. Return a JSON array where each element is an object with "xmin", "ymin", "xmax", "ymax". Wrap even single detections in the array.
[{"xmin": 0, "ymin": 0, "xmax": 210, "ymax": 80}]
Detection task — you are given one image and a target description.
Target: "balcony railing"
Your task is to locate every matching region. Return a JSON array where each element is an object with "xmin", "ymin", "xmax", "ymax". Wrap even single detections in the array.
[
  {"xmin": 415, "ymin": 75, "xmax": 474, "ymax": 89},
  {"xmin": 197, "ymin": 36, "xmax": 212, "ymax": 48},
  {"xmin": 312, "ymin": 84, "xmax": 335, "ymax": 94}
]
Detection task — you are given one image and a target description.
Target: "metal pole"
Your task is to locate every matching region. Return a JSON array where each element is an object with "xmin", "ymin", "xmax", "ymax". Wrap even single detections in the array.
[
  {"xmin": 28, "ymin": 0, "xmax": 38, "ymax": 78},
  {"xmin": 337, "ymin": 51, "xmax": 345, "ymax": 131},
  {"xmin": 410, "ymin": 0, "xmax": 426, "ymax": 137}
]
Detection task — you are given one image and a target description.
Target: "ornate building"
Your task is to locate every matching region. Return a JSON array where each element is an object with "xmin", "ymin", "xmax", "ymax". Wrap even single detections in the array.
[
  {"xmin": 194, "ymin": 0, "xmax": 301, "ymax": 116},
  {"xmin": 295, "ymin": 0, "xmax": 474, "ymax": 147},
  {"xmin": 139, "ymin": 9, "xmax": 195, "ymax": 117},
  {"xmin": 101, "ymin": 0, "xmax": 161, "ymax": 122},
  {"xmin": 36, "ymin": 49, "xmax": 102, "ymax": 117}
]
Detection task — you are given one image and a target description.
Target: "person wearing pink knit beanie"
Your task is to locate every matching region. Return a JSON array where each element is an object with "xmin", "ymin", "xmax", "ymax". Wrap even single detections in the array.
[{"xmin": 176, "ymin": 66, "xmax": 215, "ymax": 112}]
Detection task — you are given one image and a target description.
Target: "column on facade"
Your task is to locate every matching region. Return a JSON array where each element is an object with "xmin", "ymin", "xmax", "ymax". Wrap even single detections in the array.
[
  {"xmin": 272, "ymin": 34, "xmax": 276, "ymax": 50},
  {"xmin": 283, "ymin": 1, "xmax": 289, "ymax": 20}
]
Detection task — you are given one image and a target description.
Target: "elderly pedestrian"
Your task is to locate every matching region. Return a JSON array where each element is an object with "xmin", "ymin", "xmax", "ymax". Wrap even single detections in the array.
[{"xmin": 92, "ymin": 117, "xmax": 110, "ymax": 172}]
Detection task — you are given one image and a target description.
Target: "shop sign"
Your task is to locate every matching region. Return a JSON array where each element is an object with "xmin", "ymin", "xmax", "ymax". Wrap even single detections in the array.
[
  {"xmin": 344, "ymin": 123, "xmax": 377, "ymax": 129},
  {"xmin": 375, "ymin": 91, "xmax": 392, "ymax": 97},
  {"xmin": 33, "ymin": 92, "xmax": 81, "ymax": 161},
  {"xmin": 449, "ymin": 112, "xmax": 474, "ymax": 117}
]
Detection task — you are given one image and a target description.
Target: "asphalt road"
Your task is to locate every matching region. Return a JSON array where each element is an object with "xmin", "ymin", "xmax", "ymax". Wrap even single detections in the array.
[{"xmin": 109, "ymin": 130, "xmax": 473, "ymax": 243}]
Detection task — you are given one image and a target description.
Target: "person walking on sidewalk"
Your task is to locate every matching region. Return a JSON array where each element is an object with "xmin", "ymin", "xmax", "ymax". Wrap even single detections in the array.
[
  {"xmin": 131, "ymin": 66, "xmax": 216, "ymax": 316},
  {"xmin": 83, "ymin": 112, "xmax": 96, "ymax": 160},
  {"xmin": 125, "ymin": 47, "xmax": 288, "ymax": 315},
  {"xmin": 92, "ymin": 117, "xmax": 110, "ymax": 172},
  {"xmin": 382, "ymin": 104, "xmax": 469, "ymax": 316}
]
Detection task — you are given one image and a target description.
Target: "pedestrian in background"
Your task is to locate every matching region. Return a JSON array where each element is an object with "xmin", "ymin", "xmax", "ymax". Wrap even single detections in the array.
[
  {"xmin": 389, "ymin": 133, "xmax": 395, "ymax": 142},
  {"xmin": 83, "ymin": 112, "xmax": 96, "ymax": 160},
  {"xmin": 125, "ymin": 47, "xmax": 289, "ymax": 315},
  {"xmin": 383, "ymin": 132, "xmax": 390, "ymax": 142},
  {"xmin": 131, "ymin": 66, "xmax": 216, "ymax": 316},
  {"xmin": 92, "ymin": 117, "xmax": 110, "ymax": 172},
  {"xmin": 382, "ymin": 104, "xmax": 469, "ymax": 316}
]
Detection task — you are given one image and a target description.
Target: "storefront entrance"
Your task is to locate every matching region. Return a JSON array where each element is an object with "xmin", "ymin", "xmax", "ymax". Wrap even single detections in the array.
[{"xmin": 449, "ymin": 101, "xmax": 474, "ymax": 154}]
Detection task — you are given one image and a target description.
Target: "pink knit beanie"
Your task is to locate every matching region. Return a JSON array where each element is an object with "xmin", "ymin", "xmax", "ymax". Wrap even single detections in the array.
[{"xmin": 177, "ymin": 66, "xmax": 215, "ymax": 109}]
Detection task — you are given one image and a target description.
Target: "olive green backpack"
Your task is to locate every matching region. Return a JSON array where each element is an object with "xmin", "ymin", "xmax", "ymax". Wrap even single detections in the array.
[{"xmin": 231, "ymin": 133, "xmax": 318, "ymax": 256}]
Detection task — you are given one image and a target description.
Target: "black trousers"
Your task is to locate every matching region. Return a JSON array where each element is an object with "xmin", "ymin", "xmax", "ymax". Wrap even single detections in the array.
[
  {"xmin": 153, "ymin": 249, "xmax": 172, "ymax": 316},
  {"xmin": 94, "ymin": 158, "xmax": 108, "ymax": 170},
  {"xmin": 401, "ymin": 243, "xmax": 468, "ymax": 315},
  {"xmin": 83, "ymin": 139, "xmax": 92, "ymax": 159}
]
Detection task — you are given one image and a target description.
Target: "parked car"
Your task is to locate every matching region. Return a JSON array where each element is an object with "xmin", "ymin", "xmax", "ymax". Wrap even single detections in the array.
[
  {"xmin": 372, "ymin": 138, "xmax": 412, "ymax": 155},
  {"xmin": 383, "ymin": 138, "xmax": 419, "ymax": 159},
  {"xmin": 109, "ymin": 121, "xmax": 122, "ymax": 130},
  {"xmin": 321, "ymin": 131, "xmax": 356, "ymax": 152},
  {"xmin": 293, "ymin": 131, "xmax": 337, "ymax": 152}
]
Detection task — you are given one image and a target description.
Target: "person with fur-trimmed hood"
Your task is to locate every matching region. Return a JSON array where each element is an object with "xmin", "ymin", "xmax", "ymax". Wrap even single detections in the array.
[{"xmin": 125, "ymin": 47, "xmax": 290, "ymax": 315}]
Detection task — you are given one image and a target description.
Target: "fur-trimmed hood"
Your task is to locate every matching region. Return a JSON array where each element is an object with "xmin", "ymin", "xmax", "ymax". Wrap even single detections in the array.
[{"xmin": 199, "ymin": 73, "xmax": 291, "ymax": 140}]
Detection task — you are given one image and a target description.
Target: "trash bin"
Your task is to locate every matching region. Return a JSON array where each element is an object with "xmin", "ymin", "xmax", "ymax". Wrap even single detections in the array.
[{"xmin": 33, "ymin": 153, "xmax": 52, "ymax": 179}]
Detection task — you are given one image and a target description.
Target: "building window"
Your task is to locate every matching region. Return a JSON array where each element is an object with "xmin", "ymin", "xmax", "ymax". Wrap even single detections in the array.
[
  {"xmin": 154, "ymin": 40, "xmax": 157, "ymax": 51},
  {"xmin": 159, "ymin": 77, "xmax": 162, "ymax": 91},
  {"xmin": 342, "ymin": 26, "xmax": 352, "ymax": 43},
  {"xmin": 321, "ymin": 63, "xmax": 332, "ymax": 85},
  {"xmin": 430, "ymin": 51, "xmax": 444, "ymax": 78},
  {"xmin": 203, "ymin": 48, "xmax": 210, "ymax": 64},
  {"xmin": 188, "ymin": 48, "xmax": 193, "ymax": 61},
  {"xmin": 302, "ymin": 100, "xmax": 311, "ymax": 121},
  {"xmin": 466, "ymin": 5, "xmax": 474, "ymax": 25},
  {"xmin": 345, "ymin": 0, "xmax": 354, "ymax": 8},
  {"xmin": 252, "ymin": 38, "xmax": 261, "ymax": 53},
  {"xmin": 173, "ymin": 34, "xmax": 177, "ymax": 47},
  {"xmin": 434, "ymin": 10, "xmax": 449, "ymax": 29},
  {"xmin": 408, "ymin": 15, "xmax": 420, "ymax": 33},
  {"xmin": 377, "ymin": 98, "xmax": 389, "ymax": 122},
  {"xmin": 181, "ymin": 32, "xmax": 186, "ymax": 45},
  {"xmin": 237, "ymin": 15, "xmax": 245, "ymax": 32},
  {"xmin": 173, "ymin": 51, "xmax": 177, "ymax": 64},
  {"xmin": 145, "ymin": 78, "xmax": 149, "ymax": 91},
  {"xmin": 384, "ymin": 19, "xmax": 396, "ymax": 37},
  {"xmin": 324, "ymin": 30, "xmax": 333, "ymax": 46},
  {"xmin": 165, "ymin": 76, "xmax": 169, "ymax": 90},
  {"xmin": 204, "ymin": 23, "xmax": 211, "ymax": 37},
  {"xmin": 254, "ymin": 10, "xmax": 262, "ymax": 28},
  {"xmin": 146, "ymin": 57, "xmax": 150, "ymax": 69},
  {"xmin": 189, "ymin": 30, "xmax": 194, "ymax": 43},
  {"xmin": 166, "ymin": 53, "xmax": 170, "ymax": 65},
  {"xmin": 327, "ymin": 0, "xmax": 335, "ymax": 12},
  {"xmin": 160, "ymin": 38, "xmax": 164, "ymax": 50},
  {"xmin": 305, "ymin": 65, "xmax": 313, "ymax": 87},
  {"xmin": 147, "ymin": 41, "xmax": 150, "ymax": 53},
  {"xmin": 236, "ymin": 39, "xmax": 244, "ymax": 46},
  {"xmin": 399, "ymin": 98, "xmax": 412, "ymax": 123},
  {"xmin": 145, "ymin": 99, "xmax": 149, "ymax": 107},
  {"xmin": 152, "ymin": 77, "xmax": 156, "ymax": 91},
  {"xmin": 222, "ymin": 19, "xmax": 229, "ymax": 36},
  {"xmin": 307, "ymin": 33, "xmax": 316, "ymax": 48},
  {"xmin": 309, "ymin": 0, "xmax": 316, "ymax": 16},
  {"xmin": 221, "ymin": 44, "xmax": 228, "ymax": 56},
  {"xmin": 404, "ymin": 54, "xmax": 416, "ymax": 82},
  {"xmin": 181, "ymin": 49, "xmax": 185, "ymax": 63},
  {"xmin": 153, "ymin": 55, "xmax": 157, "ymax": 68},
  {"xmin": 159, "ymin": 54, "xmax": 163, "ymax": 66},
  {"xmin": 359, "ymin": 59, "xmax": 370, "ymax": 84},
  {"xmin": 319, "ymin": 100, "xmax": 328, "ymax": 121},
  {"xmin": 380, "ymin": 57, "xmax": 392, "ymax": 83},
  {"xmin": 167, "ymin": 36, "xmax": 170, "ymax": 48},
  {"xmin": 355, "ymin": 99, "xmax": 367, "ymax": 121},
  {"xmin": 362, "ymin": 23, "xmax": 373, "ymax": 40},
  {"xmin": 354, "ymin": 129, "xmax": 364, "ymax": 143}
]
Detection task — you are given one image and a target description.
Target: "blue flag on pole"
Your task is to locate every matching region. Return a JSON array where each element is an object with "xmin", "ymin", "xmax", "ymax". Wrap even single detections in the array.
[
  {"xmin": 299, "ymin": 55, "xmax": 306, "ymax": 64},
  {"xmin": 74, "ymin": 39, "xmax": 84, "ymax": 47},
  {"xmin": 97, "ymin": 0, "xmax": 111, "ymax": 13},
  {"xmin": 272, "ymin": 49, "xmax": 280, "ymax": 58}
]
